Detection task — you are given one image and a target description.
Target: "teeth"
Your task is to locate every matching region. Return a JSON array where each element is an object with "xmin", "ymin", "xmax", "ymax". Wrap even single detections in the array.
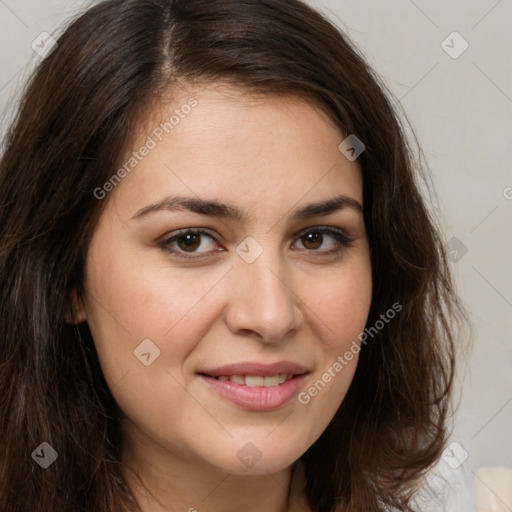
[
  {"xmin": 245, "ymin": 375, "xmax": 264, "ymax": 387},
  {"xmin": 213, "ymin": 373, "xmax": 294, "ymax": 387},
  {"xmin": 263, "ymin": 375, "xmax": 279, "ymax": 387}
]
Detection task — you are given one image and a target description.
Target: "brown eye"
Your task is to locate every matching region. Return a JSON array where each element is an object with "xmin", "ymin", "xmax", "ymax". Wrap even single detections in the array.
[
  {"xmin": 176, "ymin": 233, "xmax": 202, "ymax": 252},
  {"xmin": 293, "ymin": 227, "xmax": 355, "ymax": 255},
  {"xmin": 159, "ymin": 229, "xmax": 220, "ymax": 259},
  {"xmin": 301, "ymin": 231, "xmax": 324, "ymax": 250}
]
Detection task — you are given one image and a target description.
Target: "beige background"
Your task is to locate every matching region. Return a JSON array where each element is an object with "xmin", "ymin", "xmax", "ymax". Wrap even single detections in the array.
[{"xmin": 1, "ymin": 1, "xmax": 511, "ymax": 510}]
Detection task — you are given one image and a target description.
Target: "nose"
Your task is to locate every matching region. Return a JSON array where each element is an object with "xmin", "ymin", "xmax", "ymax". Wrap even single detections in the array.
[{"xmin": 224, "ymin": 249, "xmax": 304, "ymax": 343}]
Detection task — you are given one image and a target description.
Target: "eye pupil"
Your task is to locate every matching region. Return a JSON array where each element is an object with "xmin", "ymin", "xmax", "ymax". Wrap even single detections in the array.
[
  {"xmin": 178, "ymin": 234, "xmax": 201, "ymax": 252},
  {"xmin": 303, "ymin": 232, "xmax": 323, "ymax": 250}
]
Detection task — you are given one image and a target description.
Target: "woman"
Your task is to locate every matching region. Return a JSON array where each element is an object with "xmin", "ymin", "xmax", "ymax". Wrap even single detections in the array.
[{"xmin": 0, "ymin": 0, "xmax": 466, "ymax": 510}]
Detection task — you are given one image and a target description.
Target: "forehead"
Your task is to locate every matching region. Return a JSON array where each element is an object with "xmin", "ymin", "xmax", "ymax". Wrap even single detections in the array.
[{"xmin": 108, "ymin": 83, "xmax": 363, "ymax": 217}]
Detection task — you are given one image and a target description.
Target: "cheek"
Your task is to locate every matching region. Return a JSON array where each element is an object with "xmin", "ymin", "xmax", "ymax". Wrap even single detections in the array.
[
  {"xmin": 85, "ymin": 238, "xmax": 231, "ymax": 340},
  {"xmin": 297, "ymin": 257, "xmax": 372, "ymax": 410},
  {"xmin": 83, "ymin": 239, "xmax": 235, "ymax": 392},
  {"xmin": 308, "ymin": 257, "xmax": 372, "ymax": 350}
]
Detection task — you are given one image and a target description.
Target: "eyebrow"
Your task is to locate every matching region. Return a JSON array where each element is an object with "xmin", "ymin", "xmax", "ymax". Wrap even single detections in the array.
[{"xmin": 131, "ymin": 194, "xmax": 363, "ymax": 222}]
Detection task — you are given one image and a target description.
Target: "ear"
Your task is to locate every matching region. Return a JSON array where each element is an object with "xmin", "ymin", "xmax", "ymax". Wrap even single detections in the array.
[{"xmin": 65, "ymin": 290, "xmax": 87, "ymax": 324}]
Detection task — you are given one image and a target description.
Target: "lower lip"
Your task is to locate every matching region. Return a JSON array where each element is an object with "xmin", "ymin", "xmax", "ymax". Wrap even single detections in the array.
[{"xmin": 198, "ymin": 374, "xmax": 309, "ymax": 411}]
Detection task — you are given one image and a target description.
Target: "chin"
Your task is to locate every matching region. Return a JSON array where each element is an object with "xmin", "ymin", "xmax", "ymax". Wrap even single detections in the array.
[{"xmin": 208, "ymin": 443, "xmax": 304, "ymax": 476}]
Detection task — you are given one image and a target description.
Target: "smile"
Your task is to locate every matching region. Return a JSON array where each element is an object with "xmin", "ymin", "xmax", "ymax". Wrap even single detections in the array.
[
  {"xmin": 198, "ymin": 372, "xmax": 309, "ymax": 411},
  {"xmin": 211, "ymin": 374, "xmax": 295, "ymax": 386}
]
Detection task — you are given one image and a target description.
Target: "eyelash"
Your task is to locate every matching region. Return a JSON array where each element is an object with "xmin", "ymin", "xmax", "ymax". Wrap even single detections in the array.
[{"xmin": 158, "ymin": 226, "xmax": 356, "ymax": 261}]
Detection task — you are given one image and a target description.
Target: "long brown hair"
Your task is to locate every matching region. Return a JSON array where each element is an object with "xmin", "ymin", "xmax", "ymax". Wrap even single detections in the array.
[{"xmin": 0, "ymin": 1, "xmax": 467, "ymax": 510}]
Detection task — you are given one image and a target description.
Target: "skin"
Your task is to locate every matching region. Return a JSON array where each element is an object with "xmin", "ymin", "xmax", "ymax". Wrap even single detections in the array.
[{"xmin": 79, "ymin": 83, "xmax": 372, "ymax": 512}]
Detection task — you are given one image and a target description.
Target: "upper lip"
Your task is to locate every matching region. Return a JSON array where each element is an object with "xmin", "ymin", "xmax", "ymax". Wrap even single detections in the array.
[{"xmin": 197, "ymin": 361, "xmax": 310, "ymax": 377}]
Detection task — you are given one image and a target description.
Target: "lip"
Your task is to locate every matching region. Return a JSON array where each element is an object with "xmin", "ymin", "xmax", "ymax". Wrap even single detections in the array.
[
  {"xmin": 197, "ymin": 361, "xmax": 309, "ymax": 378},
  {"xmin": 198, "ymin": 373, "xmax": 309, "ymax": 411}
]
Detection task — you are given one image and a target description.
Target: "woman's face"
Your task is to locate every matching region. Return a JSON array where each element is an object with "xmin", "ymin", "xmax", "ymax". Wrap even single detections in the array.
[{"xmin": 82, "ymin": 84, "xmax": 372, "ymax": 475}]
